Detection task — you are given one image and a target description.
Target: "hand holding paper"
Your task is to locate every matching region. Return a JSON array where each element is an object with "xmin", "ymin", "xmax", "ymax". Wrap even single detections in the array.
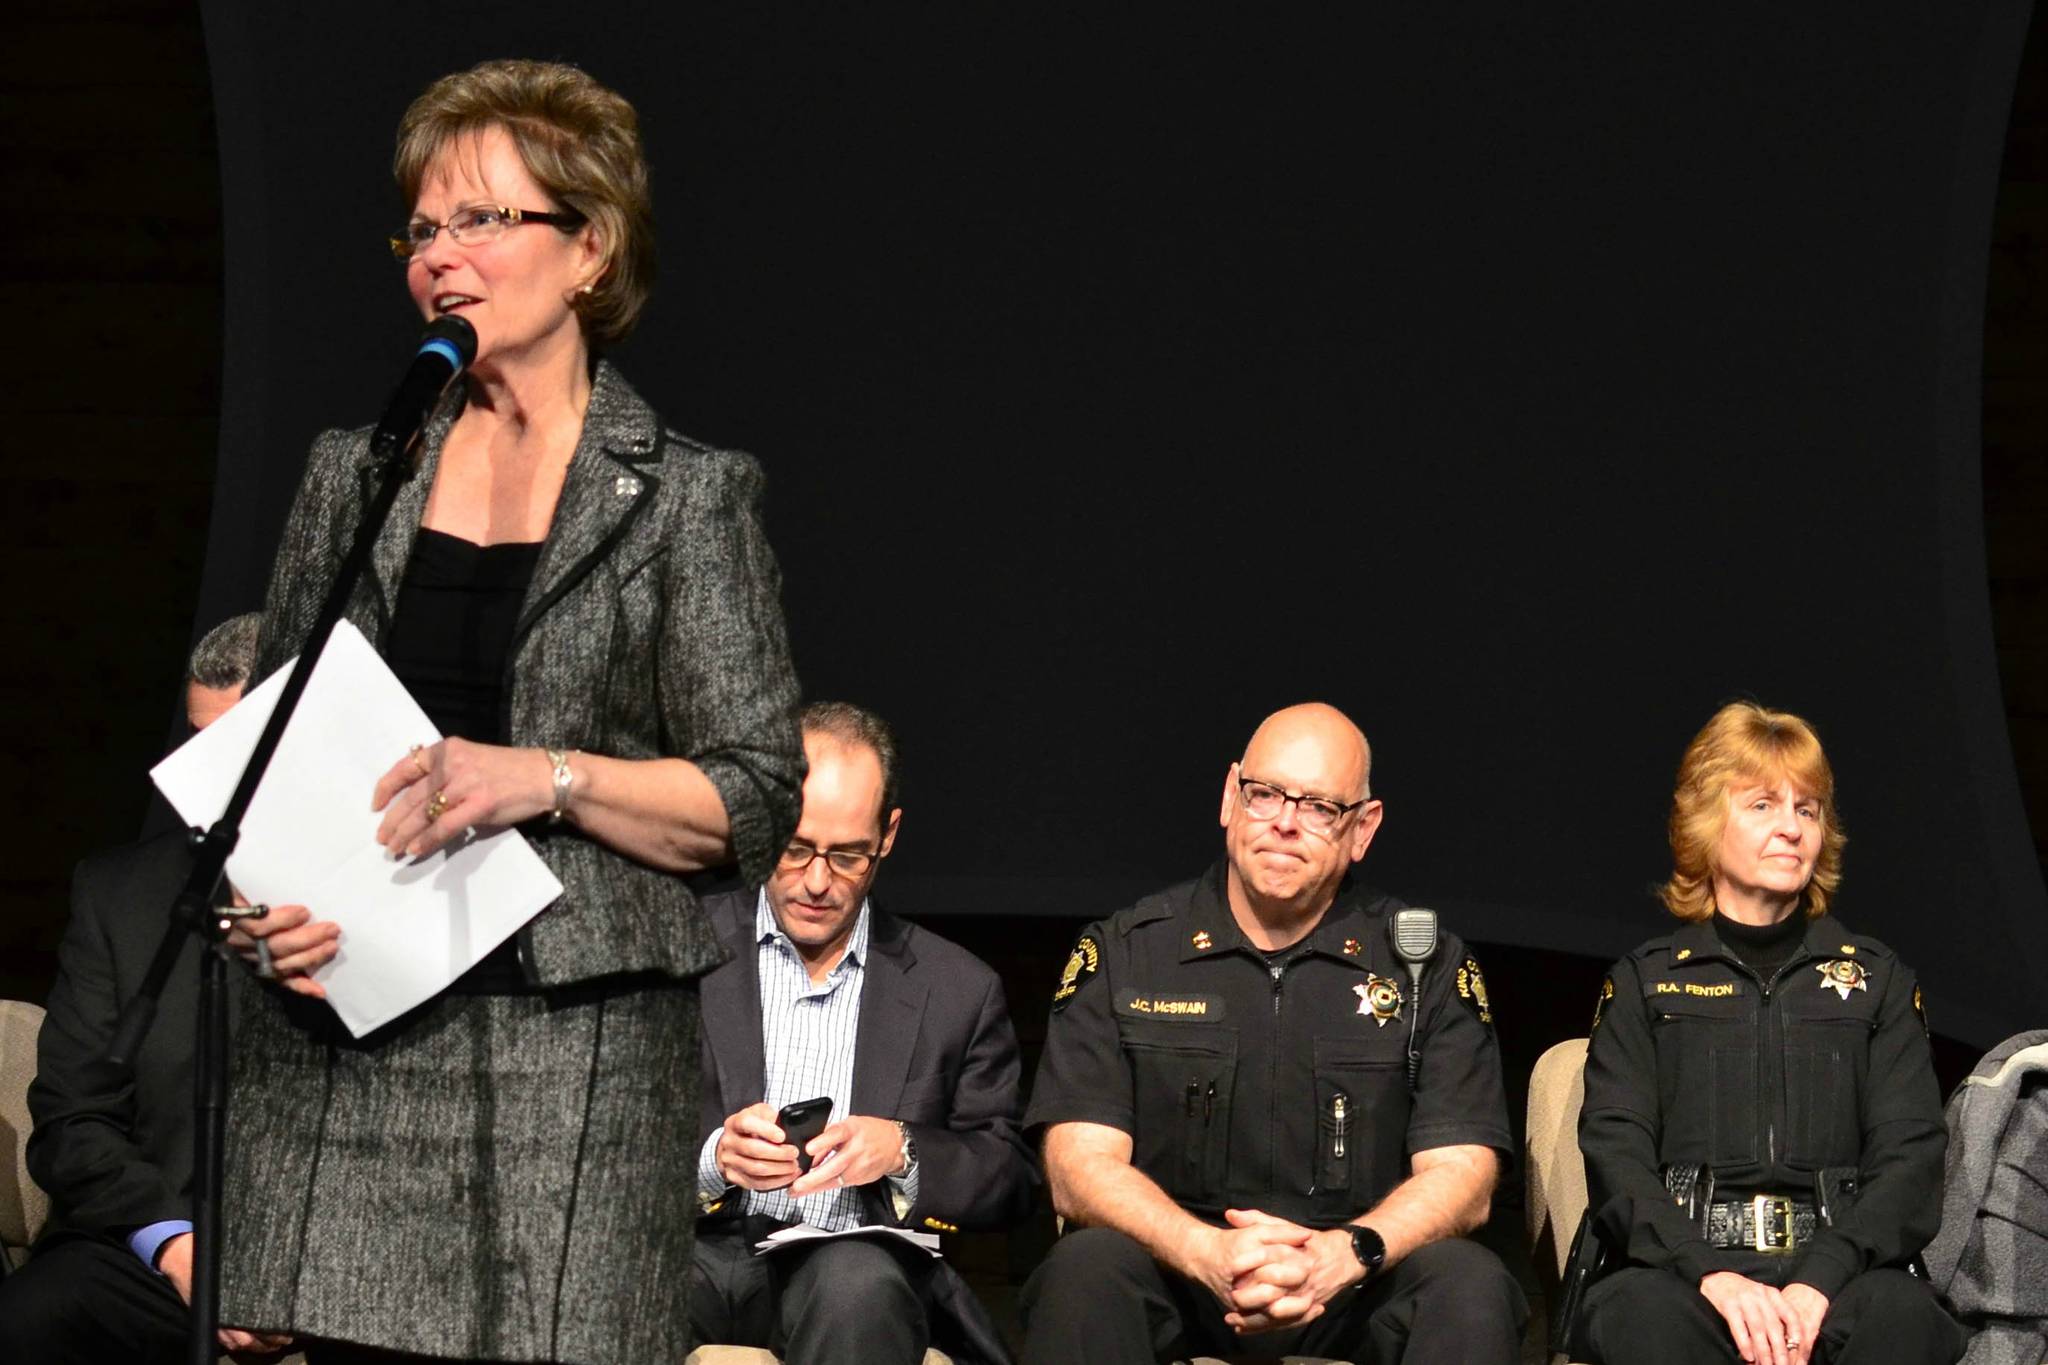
[
  {"xmin": 371, "ymin": 737, "xmax": 560, "ymax": 860},
  {"xmin": 152, "ymin": 621, "xmax": 563, "ymax": 1036}
]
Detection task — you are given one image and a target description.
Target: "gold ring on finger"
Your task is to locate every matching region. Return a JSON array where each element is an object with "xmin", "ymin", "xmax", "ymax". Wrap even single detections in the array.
[
  {"xmin": 424, "ymin": 789, "xmax": 449, "ymax": 822},
  {"xmin": 408, "ymin": 743, "xmax": 432, "ymax": 778}
]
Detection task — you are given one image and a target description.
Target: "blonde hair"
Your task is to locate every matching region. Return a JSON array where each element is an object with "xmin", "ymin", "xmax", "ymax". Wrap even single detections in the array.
[
  {"xmin": 395, "ymin": 59, "xmax": 655, "ymax": 349},
  {"xmin": 1661, "ymin": 701, "xmax": 1845, "ymax": 920}
]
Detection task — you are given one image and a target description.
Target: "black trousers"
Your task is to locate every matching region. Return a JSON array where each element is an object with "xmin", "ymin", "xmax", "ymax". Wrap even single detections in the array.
[
  {"xmin": 0, "ymin": 1232, "xmax": 189, "ymax": 1365},
  {"xmin": 688, "ymin": 1218, "xmax": 940, "ymax": 1365},
  {"xmin": 1580, "ymin": 1265, "xmax": 1968, "ymax": 1365},
  {"xmin": 1017, "ymin": 1226, "xmax": 1527, "ymax": 1365}
]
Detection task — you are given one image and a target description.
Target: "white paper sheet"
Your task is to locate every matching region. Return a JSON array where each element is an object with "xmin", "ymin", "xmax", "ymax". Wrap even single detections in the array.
[
  {"xmin": 752, "ymin": 1223, "xmax": 943, "ymax": 1258},
  {"xmin": 150, "ymin": 621, "xmax": 563, "ymax": 1037}
]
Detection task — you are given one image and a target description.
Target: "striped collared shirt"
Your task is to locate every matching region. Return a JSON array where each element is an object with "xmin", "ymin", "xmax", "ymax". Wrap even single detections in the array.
[{"xmin": 697, "ymin": 891, "xmax": 915, "ymax": 1229}]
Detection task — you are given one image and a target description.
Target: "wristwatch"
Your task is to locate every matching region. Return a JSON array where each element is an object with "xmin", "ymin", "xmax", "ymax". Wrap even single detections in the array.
[
  {"xmin": 1347, "ymin": 1224, "xmax": 1387, "ymax": 1280},
  {"xmin": 894, "ymin": 1120, "xmax": 918, "ymax": 1177}
]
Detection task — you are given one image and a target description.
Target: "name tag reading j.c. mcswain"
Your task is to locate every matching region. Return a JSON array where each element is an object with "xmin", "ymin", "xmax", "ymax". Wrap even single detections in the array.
[{"xmin": 1116, "ymin": 993, "xmax": 1226, "ymax": 1020}]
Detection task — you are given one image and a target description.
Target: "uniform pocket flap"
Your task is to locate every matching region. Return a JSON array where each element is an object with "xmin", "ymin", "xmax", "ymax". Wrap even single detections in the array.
[
  {"xmin": 1117, "ymin": 1019, "xmax": 1237, "ymax": 1057},
  {"xmin": 1313, "ymin": 1035, "xmax": 1404, "ymax": 1070}
]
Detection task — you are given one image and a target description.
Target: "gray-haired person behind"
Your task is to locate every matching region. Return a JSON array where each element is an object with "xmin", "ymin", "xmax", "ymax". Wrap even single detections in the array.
[
  {"xmin": 0, "ymin": 613, "xmax": 314, "ymax": 1362},
  {"xmin": 207, "ymin": 57, "xmax": 804, "ymax": 1365}
]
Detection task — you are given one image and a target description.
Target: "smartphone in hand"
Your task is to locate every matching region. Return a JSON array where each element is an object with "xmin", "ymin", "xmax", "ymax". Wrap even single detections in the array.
[{"xmin": 775, "ymin": 1096, "xmax": 833, "ymax": 1173}]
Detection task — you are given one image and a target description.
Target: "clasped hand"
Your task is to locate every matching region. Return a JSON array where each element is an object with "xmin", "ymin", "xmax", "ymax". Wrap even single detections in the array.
[
  {"xmin": 1191, "ymin": 1208, "xmax": 1364, "ymax": 1335},
  {"xmin": 715, "ymin": 1103, "xmax": 906, "ymax": 1197},
  {"xmin": 1698, "ymin": 1271, "xmax": 1829, "ymax": 1365}
]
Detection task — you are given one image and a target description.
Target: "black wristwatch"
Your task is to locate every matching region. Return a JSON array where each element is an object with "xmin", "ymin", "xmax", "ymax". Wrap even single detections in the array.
[{"xmin": 1347, "ymin": 1224, "xmax": 1387, "ymax": 1280}]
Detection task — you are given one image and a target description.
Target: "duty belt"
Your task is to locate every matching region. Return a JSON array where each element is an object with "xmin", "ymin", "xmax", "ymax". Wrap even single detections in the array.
[{"xmin": 1704, "ymin": 1195, "xmax": 1820, "ymax": 1253}]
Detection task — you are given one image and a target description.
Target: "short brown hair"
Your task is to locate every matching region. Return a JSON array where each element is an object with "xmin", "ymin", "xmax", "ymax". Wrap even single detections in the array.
[
  {"xmin": 1661, "ymin": 701, "xmax": 1846, "ymax": 921},
  {"xmin": 395, "ymin": 59, "xmax": 655, "ymax": 349},
  {"xmin": 800, "ymin": 701, "xmax": 900, "ymax": 822}
]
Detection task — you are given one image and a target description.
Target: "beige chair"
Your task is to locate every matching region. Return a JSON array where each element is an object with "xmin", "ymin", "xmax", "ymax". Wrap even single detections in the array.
[
  {"xmin": 1525, "ymin": 1038, "xmax": 1589, "ymax": 1283},
  {"xmin": 1, "ymin": 998, "xmax": 51, "ymax": 1272},
  {"xmin": 1525, "ymin": 1037, "xmax": 1594, "ymax": 1365}
]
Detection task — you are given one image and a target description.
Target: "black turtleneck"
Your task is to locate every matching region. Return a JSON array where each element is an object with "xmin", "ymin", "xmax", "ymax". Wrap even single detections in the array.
[{"xmin": 1712, "ymin": 909, "xmax": 1805, "ymax": 977}]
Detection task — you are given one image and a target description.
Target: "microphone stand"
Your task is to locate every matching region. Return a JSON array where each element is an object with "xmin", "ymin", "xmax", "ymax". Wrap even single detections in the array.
[{"xmin": 107, "ymin": 429, "xmax": 430, "ymax": 1365}]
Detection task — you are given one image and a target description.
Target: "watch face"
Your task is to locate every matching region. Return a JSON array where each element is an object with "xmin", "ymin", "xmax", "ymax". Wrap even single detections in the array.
[{"xmin": 1350, "ymin": 1225, "xmax": 1386, "ymax": 1273}]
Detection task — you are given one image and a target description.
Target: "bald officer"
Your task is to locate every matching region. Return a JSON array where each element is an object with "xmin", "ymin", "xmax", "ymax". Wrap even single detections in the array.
[{"xmin": 1018, "ymin": 703, "xmax": 1526, "ymax": 1365}]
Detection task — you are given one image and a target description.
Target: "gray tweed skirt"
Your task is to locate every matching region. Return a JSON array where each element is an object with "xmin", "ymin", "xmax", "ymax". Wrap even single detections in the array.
[{"xmin": 219, "ymin": 976, "xmax": 699, "ymax": 1363}]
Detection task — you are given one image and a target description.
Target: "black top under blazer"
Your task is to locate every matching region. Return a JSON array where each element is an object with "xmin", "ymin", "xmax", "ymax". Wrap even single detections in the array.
[{"xmin": 252, "ymin": 360, "xmax": 804, "ymax": 986}]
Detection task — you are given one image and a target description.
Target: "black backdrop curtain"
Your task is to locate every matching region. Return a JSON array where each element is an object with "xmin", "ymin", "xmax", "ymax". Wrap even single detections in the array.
[{"xmin": 195, "ymin": 2, "xmax": 2043, "ymax": 1045}]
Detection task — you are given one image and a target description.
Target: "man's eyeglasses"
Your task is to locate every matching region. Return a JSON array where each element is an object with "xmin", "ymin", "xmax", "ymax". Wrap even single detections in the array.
[
  {"xmin": 777, "ymin": 841, "xmax": 882, "ymax": 878},
  {"xmin": 1236, "ymin": 776, "xmax": 1369, "ymax": 835},
  {"xmin": 389, "ymin": 204, "xmax": 586, "ymax": 261}
]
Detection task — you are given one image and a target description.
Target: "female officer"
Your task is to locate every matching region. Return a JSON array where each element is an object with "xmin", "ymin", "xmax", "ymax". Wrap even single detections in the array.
[{"xmin": 1577, "ymin": 702, "xmax": 1964, "ymax": 1365}]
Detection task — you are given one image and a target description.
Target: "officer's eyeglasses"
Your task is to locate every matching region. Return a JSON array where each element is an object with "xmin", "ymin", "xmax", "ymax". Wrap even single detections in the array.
[
  {"xmin": 390, "ymin": 204, "xmax": 587, "ymax": 260},
  {"xmin": 778, "ymin": 840, "xmax": 883, "ymax": 878},
  {"xmin": 1236, "ymin": 777, "xmax": 1369, "ymax": 835}
]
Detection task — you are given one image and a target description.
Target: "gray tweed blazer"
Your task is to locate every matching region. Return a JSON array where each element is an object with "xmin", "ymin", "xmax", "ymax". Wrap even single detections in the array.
[{"xmin": 252, "ymin": 360, "xmax": 804, "ymax": 986}]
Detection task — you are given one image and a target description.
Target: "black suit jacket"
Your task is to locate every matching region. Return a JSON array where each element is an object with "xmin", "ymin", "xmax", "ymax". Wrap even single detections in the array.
[
  {"xmin": 27, "ymin": 833, "xmax": 211, "ymax": 1243},
  {"xmin": 695, "ymin": 888, "xmax": 1036, "ymax": 1361},
  {"xmin": 697, "ymin": 888, "xmax": 1035, "ymax": 1232}
]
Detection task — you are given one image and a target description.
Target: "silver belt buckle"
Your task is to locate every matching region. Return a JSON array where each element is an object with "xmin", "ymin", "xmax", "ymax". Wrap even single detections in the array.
[{"xmin": 1752, "ymin": 1194, "xmax": 1796, "ymax": 1252}]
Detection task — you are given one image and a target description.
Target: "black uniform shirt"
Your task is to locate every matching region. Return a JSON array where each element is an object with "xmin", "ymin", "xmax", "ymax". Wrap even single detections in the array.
[
  {"xmin": 1026, "ymin": 863, "xmax": 1512, "ymax": 1227},
  {"xmin": 1580, "ymin": 913, "xmax": 1944, "ymax": 1296}
]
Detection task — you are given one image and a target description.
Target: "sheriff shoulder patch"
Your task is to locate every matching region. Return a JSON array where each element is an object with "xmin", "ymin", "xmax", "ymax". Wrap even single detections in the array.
[
  {"xmin": 1456, "ymin": 954, "xmax": 1493, "ymax": 1027},
  {"xmin": 1052, "ymin": 934, "xmax": 1101, "ymax": 1011}
]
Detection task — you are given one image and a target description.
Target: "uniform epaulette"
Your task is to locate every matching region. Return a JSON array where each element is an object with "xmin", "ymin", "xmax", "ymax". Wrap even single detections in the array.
[
  {"xmin": 1111, "ymin": 882, "xmax": 1193, "ymax": 936},
  {"xmin": 1818, "ymin": 921, "xmax": 1894, "ymax": 961},
  {"xmin": 1627, "ymin": 935, "xmax": 1677, "ymax": 964}
]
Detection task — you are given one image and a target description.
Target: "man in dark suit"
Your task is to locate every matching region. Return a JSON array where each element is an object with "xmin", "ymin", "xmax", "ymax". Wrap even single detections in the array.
[
  {"xmin": 0, "ymin": 614, "xmax": 332, "ymax": 1362},
  {"xmin": 691, "ymin": 701, "xmax": 1035, "ymax": 1365}
]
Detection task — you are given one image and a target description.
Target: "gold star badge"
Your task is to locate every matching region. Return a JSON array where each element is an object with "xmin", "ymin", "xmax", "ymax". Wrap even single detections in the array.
[
  {"xmin": 1817, "ymin": 959, "xmax": 1869, "ymax": 1000},
  {"xmin": 1192, "ymin": 930, "xmax": 1214, "ymax": 951},
  {"xmin": 1355, "ymin": 974, "xmax": 1403, "ymax": 1026}
]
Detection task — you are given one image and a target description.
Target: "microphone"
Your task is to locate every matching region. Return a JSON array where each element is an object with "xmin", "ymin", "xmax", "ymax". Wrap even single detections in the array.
[
  {"xmin": 1389, "ymin": 908, "xmax": 1438, "ymax": 1091},
  {"xmin": 370, "ymin": 315, "xmax": 478, "ymax": 460}
]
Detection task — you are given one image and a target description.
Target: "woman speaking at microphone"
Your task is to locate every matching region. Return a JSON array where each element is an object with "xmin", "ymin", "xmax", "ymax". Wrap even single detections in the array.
[
  {"xmin": 215, "ymin": 59, "xmax": 803, "ymax": 1363},
  {"xmin": 1575, "ymin": 703, "xmax": 1964, "ymax": 1365}
]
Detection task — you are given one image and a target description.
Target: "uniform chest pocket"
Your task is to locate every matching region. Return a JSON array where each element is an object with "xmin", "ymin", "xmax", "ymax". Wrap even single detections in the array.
[
  {"xmin": 1311, "ymin": 1037, "xmax": 1404, "ymax": 1198},
  {"xmin": 1778, "ymin": 985, "xmax": 1879, "ymax": 1165},
  {"xmin": 1647, "ymin": 989, "xmax": 1756, "ymax": 1166},
  {"xmin": 1120, "ymin": 1023, "xmax": 1237, "ymax": 1201}
]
